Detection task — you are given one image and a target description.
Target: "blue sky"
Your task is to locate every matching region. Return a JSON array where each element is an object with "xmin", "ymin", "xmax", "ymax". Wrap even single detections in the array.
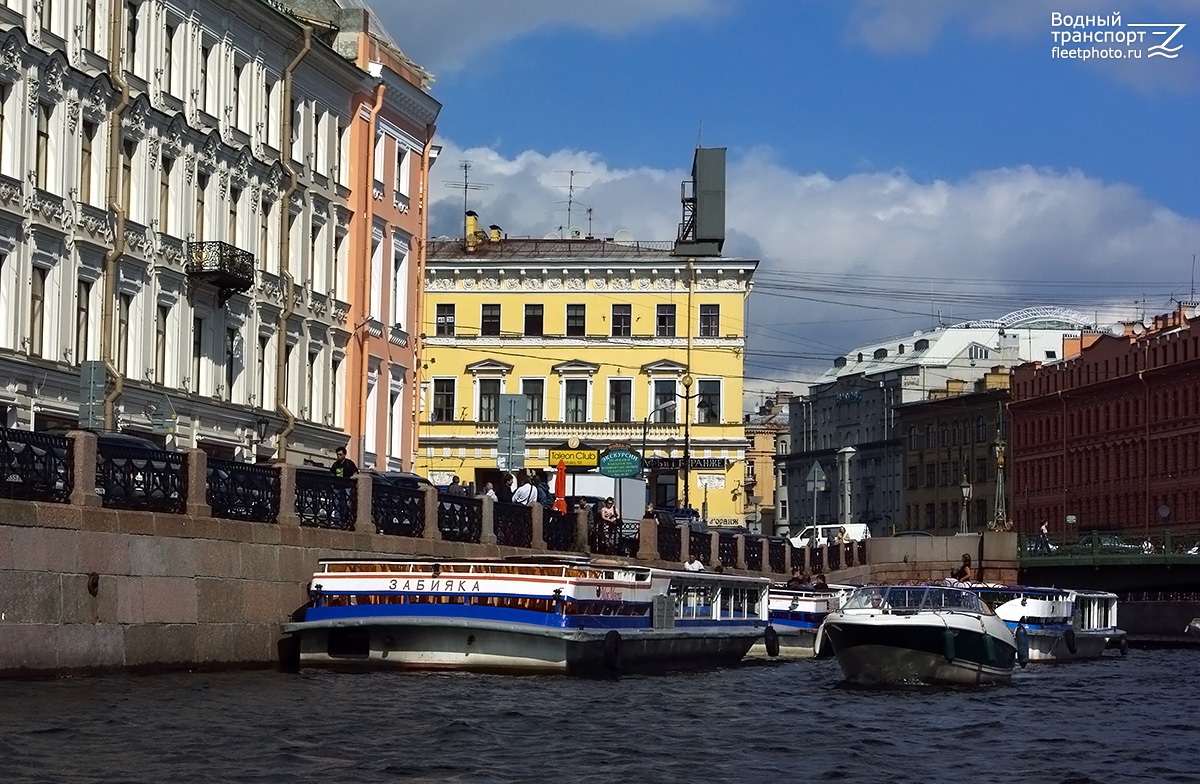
[{"xmin": 374, "ymin": 0, "xmax": 1200, "ymax": 400}]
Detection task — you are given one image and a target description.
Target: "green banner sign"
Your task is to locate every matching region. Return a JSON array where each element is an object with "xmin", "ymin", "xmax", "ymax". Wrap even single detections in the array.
[{"xmin": 599, "ymin": 449, "xmax": 642, "ymax": 479}]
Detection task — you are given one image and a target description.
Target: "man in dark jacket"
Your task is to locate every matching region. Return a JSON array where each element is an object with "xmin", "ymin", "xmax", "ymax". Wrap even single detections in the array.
[
  {"xmin": 330, "ymin": 447, "xmax": 357, "ymax": 478},
  {"xmin": 495, "ymin": 472, "xmax": 514, "ymax": 504}
]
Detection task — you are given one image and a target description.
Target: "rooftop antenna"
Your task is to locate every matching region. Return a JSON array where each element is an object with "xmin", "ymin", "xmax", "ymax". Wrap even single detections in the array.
[
  {"xmin": 442, "ymin": 161, "xmax": 491, "ymax": 237},
  {"xmin": 554, "ymin": 169, "xmax": 589, "ymax": 236},
  {"xmin": 696, "ymin": 120, "xmax": 703, "ymax": 148},
  {"xmin": 1192, "ymin": 254, "xmax": 1196, "ymax": 300}
]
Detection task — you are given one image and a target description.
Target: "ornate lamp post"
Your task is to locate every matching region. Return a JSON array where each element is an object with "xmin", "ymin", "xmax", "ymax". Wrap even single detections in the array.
[
  {"xmin": 959, "ymin": 474, "xmax": 973, "ymax": 534},
  {"xmin": 991, "ymin": 430, "xmax": 1008, "ymax": 531}
]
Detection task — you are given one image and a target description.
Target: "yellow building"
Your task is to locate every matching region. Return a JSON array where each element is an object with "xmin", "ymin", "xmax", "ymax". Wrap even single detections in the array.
[{"xmin": 416, "ymin": 149, "xmax": 758, "ymax": 523}]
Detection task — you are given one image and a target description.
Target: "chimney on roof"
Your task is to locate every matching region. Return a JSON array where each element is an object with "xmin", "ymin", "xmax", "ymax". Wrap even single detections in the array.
[
  {"xmin": 465, "ymin": 211, "xmax": 480, "ymax": 253},
  {"xmin": 488, "ymin": 224, "xmax": 502, "ymax": 243}
]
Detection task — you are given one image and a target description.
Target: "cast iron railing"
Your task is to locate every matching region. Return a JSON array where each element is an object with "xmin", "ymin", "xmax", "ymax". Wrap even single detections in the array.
[
  {"xmin": 185, "ymin": 240, "xmax": 255, "ymax": 305},
  {"xmin": 0, "ymin": 428, "xmax": 72, "ymax": 503},
  {"xmin": 717, "ymin": 532, "xmax": 738, "ymax": 569},
  {"xmin": 207, "ymin": 458, "xmax": 279, "ymax": 522},
  {"xmin": 373, "ymin": 483, "xmax": 426, "ymax": 537},
  {"xmin": 543, "ymin": 509, "xmax": 574, "ymax": 551},
  {"xmin": 657, "ymin": 522, "xmax": 681, "ymax": 563},
  {"xmin": 295, "ymin": 473, "xmax": 355, "ymax": 530},
  {"xmin": 494, "ymin": 502, "xmax": 533, "ymax": 548},
  {"xmin": 689, "ymin": 530, "xmax": 711, "ymax": 565},
  {"xmin": 745, "ymin": 537, "xmax": 763, "ymax": 572},
  {"xmin": 438, "ymin": 494, "xmax": 482, "ymax": 542},
  {"xmin": 768, "ymin": 539, "xmax": 787, "ymax": 573},
  {"xmin": 97, "ymin": 443, "xmax": 185, "ymax": 513}
]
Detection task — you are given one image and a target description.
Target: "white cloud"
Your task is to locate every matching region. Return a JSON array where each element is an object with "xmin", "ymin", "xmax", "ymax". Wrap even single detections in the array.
[
  {"xmin": 428, "ymin": 141, "xmax": 1200, "ymax": 389},
  {"xmin": 371, "ymin": 0, "xmax": 729, "ymax": 75}
]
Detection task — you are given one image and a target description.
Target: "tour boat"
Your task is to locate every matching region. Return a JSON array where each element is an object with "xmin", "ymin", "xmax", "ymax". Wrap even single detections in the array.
[
  {"xmin": 749, "ymin": 584, "xmax": 855, "ymax": 659},
  {"xmin": 281, "ymin": 555, "xmax": 775, "ymax": 675},
  {"xmin": 817, "ymin": 584, "xmax": 1020, "ymax": 686},
  {"xmin": 964, "ymin": 583, "xmax": 1127, "ymax": 662}
]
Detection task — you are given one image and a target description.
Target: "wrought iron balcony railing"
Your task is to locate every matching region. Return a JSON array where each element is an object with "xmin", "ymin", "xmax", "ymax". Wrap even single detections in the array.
[{"xmin": 185, "ymin": 241, "xmax": 255, "ymax": 305}]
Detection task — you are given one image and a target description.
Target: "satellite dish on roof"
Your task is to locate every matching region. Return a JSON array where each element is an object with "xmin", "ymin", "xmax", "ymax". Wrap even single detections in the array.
[
  {"xmin": 613, "ymin": 229, "xmax": 635, "ymax": 245},
  {"xmin": 568, "ymin": 226, "xmax": 583, "ymax": 240},
  {"xmin": 543, "ymin": 232, "xmax": 561, "ymax": 240}
]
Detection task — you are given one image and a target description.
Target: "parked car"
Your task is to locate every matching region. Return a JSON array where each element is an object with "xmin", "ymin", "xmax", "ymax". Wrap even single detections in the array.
[
  {"xmin": 1070, "ymin": 532, "xmax": 1142, "ymax": 553},
  {"xmin": 893, "ymin": 530, "xmax": 935, "ymax": 538}
]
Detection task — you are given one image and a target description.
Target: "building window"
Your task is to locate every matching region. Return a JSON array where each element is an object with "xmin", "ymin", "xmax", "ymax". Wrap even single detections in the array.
[
  {"xmin": 329, "ymin": 356, "xmax": 340, "ymax": 422},
  {"xmin": 84, "ymin": 0, "xmax": 97, "ymax": 51},
  {"xmin": 199, "ymin": 44, "xmax": 211, "ymax": 113},
  {"xmin": 566, "ymin": 304, "xmax": 585, "ymax": 336},
  {"xmin": 394, "ymin": 145, "xmax": 409, "ymax": 197},
  {"xmin": 653, "ymin": 379, "xmax": 677, "ymax": 422},
  {"xmin": 656, "ymin": 304, "xmax": 676, "ymax": 337},
  {"xmin": 259, "ymin": 201, "xmax": 271, "ymax": 270},
  {"xmin": 154, "ymin": 305, "xmax": 169, "ymax": 384},
  {"xmin": 481, "ymin": 304, "xmax": 500, "ymax": 336},
  {"xmin": 228, "ymin": 187, "xmax": 241, "ymax": 246},
  {"xmin": 609, "ymin": 379, "xmax": 632, "ymax": 422},
  {"xmin": 257, "ymin": 335, "xmax": 268, "ymax": 406},
  {"xmin": 283, "ymin": 344, "xmax": 294, "ymax": 409},
  {"xmin": 231, "ymin": 63, "xmax": 244, "ymax": 129},
  {"xmin": 163, "ymin": 22, "xmax": 175, "ymax": 95},
  {"xmin": 113, "ymin": 293, "xmax": 132, "ymax": 374},
  {"xmin": 304, "ymin": 350, "xmax": 317, "ymax": 416},
  {"xmin": 226, "ymin": 329, "xmax": 240, "ymax": 401},
  {"xmin": 80, "ymin": 121, "xmax": 98, "ymax": 205},
  {"xmin": 195, "ymin": 173, "xmax": 208, "ymax": 241},
  {"xmin": 697, "ymin": 380, "xmax": 720, "ymax": 423},
  {"xmin": 124, "ymin": 1, "xmax": 138, "ymax": 74},
  {"xmin": 159, "ymin": 156, "xmax": 173, "ymax": 233},
  {"xmin": 76, "ymin": 281, "xmax": 92, "ymax": 364},
  {"xmin": 523, "ymin": 379, "xmax": 544, "ymax": 422},
  {"xmin": 435, "ymin": 303, "xmax": 455, "ymax": 336},
  {"xmin": 35, "ymin": 103, "xmax": 51, "ymax": 190},
  {"xmin": 699, "ymin": 304, "xmax": 719, "ymax": 337},
  {"xmin": 191, "ymin": 316, "xmax": 203, "ymax": 393},
  {"xmin": 391, "ymin": 240, "xmax": 409, "ymax": 329},
  {"xmin": 908, "ymin": 426, "xmax": 918, "ymax": 450},
  {"xmin": 564, "ymin": 379, "xmax": 588, "ymax": 423},
  {"xmin": 925, "ymin": 423, "xmax": 935, "ymax": 449},
  {"xmin": 121, "ymin": 138, "xmax": 135, "ymax": 211},
  {"xmin": 611, "ymin": 304, "xmax": 631, "ymax": 337},
  {"xmin": 524, "ymin": 304, "xmax": 543, "ymax": 337},
  {"xmin": 433, "ymin": 379, "xmax": 455, "ymax": 422},
  {"xmin": 479, "ymin": 379, "xmax": 500, "ymax": 422},
  {"xmin": 30, "ymin": 267, "xmax": 47, "ymax": 358}
]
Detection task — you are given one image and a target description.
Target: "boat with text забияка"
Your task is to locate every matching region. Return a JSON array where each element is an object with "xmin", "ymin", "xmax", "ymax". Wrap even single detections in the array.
[
  {"xmin": 817, "ymin": 584, "xmax": 1020, "ymax": 686},
  {"xmin": 280, "ymin": 556, "xmax": 777, "ymax": 675},
  {"xmin": 748, "ymin": 584, "xmax": 855, "ymax": 659},
  {"xmin": 963, "ymin": 583, "xmax": 1128, "ymax": 662}
]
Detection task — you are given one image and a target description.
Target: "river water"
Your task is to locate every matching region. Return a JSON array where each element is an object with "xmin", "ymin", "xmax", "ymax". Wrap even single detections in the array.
[{"xmin": 0, "ymin": 649, "xmax": 1196, "ymax": 784}]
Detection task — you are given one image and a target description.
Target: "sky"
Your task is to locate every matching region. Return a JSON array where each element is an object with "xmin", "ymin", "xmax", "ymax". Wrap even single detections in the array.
[{"xmin": 372, "ymin": 0, "xmax": 1200, "ymax": 404}]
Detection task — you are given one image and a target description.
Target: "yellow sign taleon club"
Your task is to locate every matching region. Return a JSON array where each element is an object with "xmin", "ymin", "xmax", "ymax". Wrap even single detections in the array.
[{"xmin": 548, "ymin": 449, "xmax": 600, "ymax": 467}]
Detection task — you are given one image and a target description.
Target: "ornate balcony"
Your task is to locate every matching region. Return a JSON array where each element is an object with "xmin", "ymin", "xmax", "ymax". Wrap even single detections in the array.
[{"xmin": 185, "ymin": 241, "xmax": 255, "ymax": 305}]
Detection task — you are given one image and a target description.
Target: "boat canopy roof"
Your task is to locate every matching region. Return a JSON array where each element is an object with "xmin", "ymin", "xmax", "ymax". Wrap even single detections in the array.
[{"xmin": 844, "ymin": 585, "xmax": 994, "ymax": 615}]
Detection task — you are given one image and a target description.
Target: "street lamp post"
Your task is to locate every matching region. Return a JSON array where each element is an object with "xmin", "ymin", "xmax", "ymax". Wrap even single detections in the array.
[
  {"xmin": 641, "ymin": 399, "xmax": 678, "ymax": 468},
  {"xmin": 959, "ymin": 474, "xmax": 973, "ymax": 534},
  {"xmin": 681, "ymin": 375, "xmax": 694, "ymax": 513}
]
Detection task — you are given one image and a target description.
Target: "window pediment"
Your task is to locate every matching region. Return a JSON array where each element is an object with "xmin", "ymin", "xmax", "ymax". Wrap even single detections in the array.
[
  {"xmin": 551, "ymin": 359, "xmax": 599, "ymax": 376},
  {"xmin": 640, "ymin": 359, "xmax": 687, "ymax": 375},
  {"xmin": 465, "ymin": 358, "xmax": 513, "ymax": 375}
]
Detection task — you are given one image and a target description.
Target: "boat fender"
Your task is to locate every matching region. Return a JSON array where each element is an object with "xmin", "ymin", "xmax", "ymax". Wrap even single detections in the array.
[
  {"xmin": 942, "ymin": 628, "xmax": 956, "ymax": 663},
  {"xmin": 1015, "ymin": 625, "xmax": 1030, "ymax": 668},
  {"xmin": 764, "ymin": 626, "xmax": 781, "ymax": 658},
  {"xmin": 1063, "ymin": 627, "xmax": 1077, "ymax": 655},
  {"xmin": 1118, "ymin": 635, "xmax": 1129, "ymax": 657},
  {"xmin": 982, "ymin": 631, "xmax": 996, "ymax": 665},
  {"xmin": 603, "ymin": 630, "xmax": 622, "ymax": 671}
]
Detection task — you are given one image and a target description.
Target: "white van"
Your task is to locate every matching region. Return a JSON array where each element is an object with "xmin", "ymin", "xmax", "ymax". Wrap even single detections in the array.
[{"xmin": 788, "ymin": 523, "xmax": 871, "ymax": 549}]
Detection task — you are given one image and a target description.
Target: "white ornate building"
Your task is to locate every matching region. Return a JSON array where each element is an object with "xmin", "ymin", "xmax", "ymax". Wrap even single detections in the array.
[{"xmin": 0, "ymin": 0, "xmax": 370, "ymax": 462}]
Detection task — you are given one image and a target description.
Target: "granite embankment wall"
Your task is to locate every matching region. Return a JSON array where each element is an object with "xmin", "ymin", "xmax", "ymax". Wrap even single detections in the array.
[{"xmin": 866, "ymin": 532, "xmax": 1020, "ymax": 586}]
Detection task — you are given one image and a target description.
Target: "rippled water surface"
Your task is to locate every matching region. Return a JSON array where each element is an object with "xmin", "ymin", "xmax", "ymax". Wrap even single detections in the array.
[{"xmin": 1, "ymin": 650, "xmax": 1197, "ymax": 784}]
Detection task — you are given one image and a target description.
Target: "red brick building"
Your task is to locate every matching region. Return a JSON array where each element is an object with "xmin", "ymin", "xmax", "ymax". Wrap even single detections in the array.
[{"xmin": 1009, "ymin": 304, "xmax": 1200, "ymax": 540}]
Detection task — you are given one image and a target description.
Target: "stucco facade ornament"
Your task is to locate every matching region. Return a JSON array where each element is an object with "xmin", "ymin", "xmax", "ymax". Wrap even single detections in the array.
[
  {"xmin": 721, "ymin": 278, "xmax": 739, "ymax": 290},
  {"xmin": 65, "ymin": 97, "xmax": 80, "ymax": 134},
  {"xmin": 566, "ymin": 277, "xmax": 584, "ymax": 290},
  {"xmin": 122, "ymin": 98, "xmax": 149, "ymax": 136},
  {"xmin": 481, "ymin": 277, "xmax": 499, "ymax": 290},
  {"xmin": 592, "ymin": 279, "xmax": 606, "ymax": 290},
  {"xmin": 504, "ymin": 278, "xmax": 519, "ymax": 290},
  {"xmin": 0, "ymin": 178, "xmax": 20, "ymax": 205},
  {"xmin": 612, "ymin": 278, "xmax": 631, "ymax": 290},
  {"xmin": 699, "ymin": 277, "xmax": 717, "ymax": 290},
  {"xmin": 655, "ymin": 278, "xmax": 673, "ymax": 290},
  {"xmin": 523, "ymin": 277, "xmax": 539, "ymax": 290},
  {"xmin": 636, "ymin": 277, "xmax": 651, "ymax": 290},
  {"xmin": 42, "ymin": 55, "xmax": 65, "ymax": 97},
  {"xmin": 462, "ymin": 278, "xmax": 475, "ymax": 290},
  {"xmin": 183, "ymin": 153, "xmax": 196, "ymax": 184},
  {"xmin": 547, "ymin": 278, "xmax": 562, "ymax": 290},
  {"xmin": 146, "ymin": 136, "xmax": 160, "ymax": 160},
  {"xmin": 1, "ymin": 35, "xmax": 23, "ymax": 75},
  {"xmin": 26, "ymin": 78, "xmax": 41, "ymax": 114}
]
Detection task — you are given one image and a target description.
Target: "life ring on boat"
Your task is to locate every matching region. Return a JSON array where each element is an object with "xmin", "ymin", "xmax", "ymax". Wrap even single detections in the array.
[
  {"xmin": 603, "ymin": 630, "xmax": 622, "ymax": 671},
  {"xmin": 1015, "ymin": 625, "xmax": 1031, "ymax": 669},
  {"xmin": 942, "ymin": 628, "xmax": 956, "ymax": 663},
  {"xmin": 1063, "ymin": 627, "xmax": 1077, "ymax": 655},
  {"xmin": 764, "ymin": 626, "xmax": 781, "ymax": 658},
  {"xmin": 1118, "ymin": 635, "xmax": 1129, "ymax": 657}
]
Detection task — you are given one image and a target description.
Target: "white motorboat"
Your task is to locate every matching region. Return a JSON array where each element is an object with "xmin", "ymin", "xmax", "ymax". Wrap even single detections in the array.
[
  {"xmin": 818, "ymin": 584, "xmax": 1020, "ymax": 686},
  {"xmin": 965, "ymin": 583, "xmax": 1128, "ymax": 662}
]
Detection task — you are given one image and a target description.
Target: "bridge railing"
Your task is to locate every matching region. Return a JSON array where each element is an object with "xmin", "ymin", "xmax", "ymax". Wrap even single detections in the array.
[{"xmin": 1021, "ymin": 529, "xmax": 1200, "ymax": 560}]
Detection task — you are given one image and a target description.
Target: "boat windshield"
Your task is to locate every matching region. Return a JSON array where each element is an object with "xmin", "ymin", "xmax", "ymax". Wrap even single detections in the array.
[{"xmin": 843, "ymin": 586, "xmax": 993, "ymax": 615}]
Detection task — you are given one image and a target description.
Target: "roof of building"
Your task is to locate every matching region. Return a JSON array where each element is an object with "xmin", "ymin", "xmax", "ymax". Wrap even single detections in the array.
[
  {"xmin": 815, "ymin": 307, "xmax": 1110, "ymax": 385},
  {"xmin": 428, "ymin": 237, "xmax": 680, "ymax": 261}
]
